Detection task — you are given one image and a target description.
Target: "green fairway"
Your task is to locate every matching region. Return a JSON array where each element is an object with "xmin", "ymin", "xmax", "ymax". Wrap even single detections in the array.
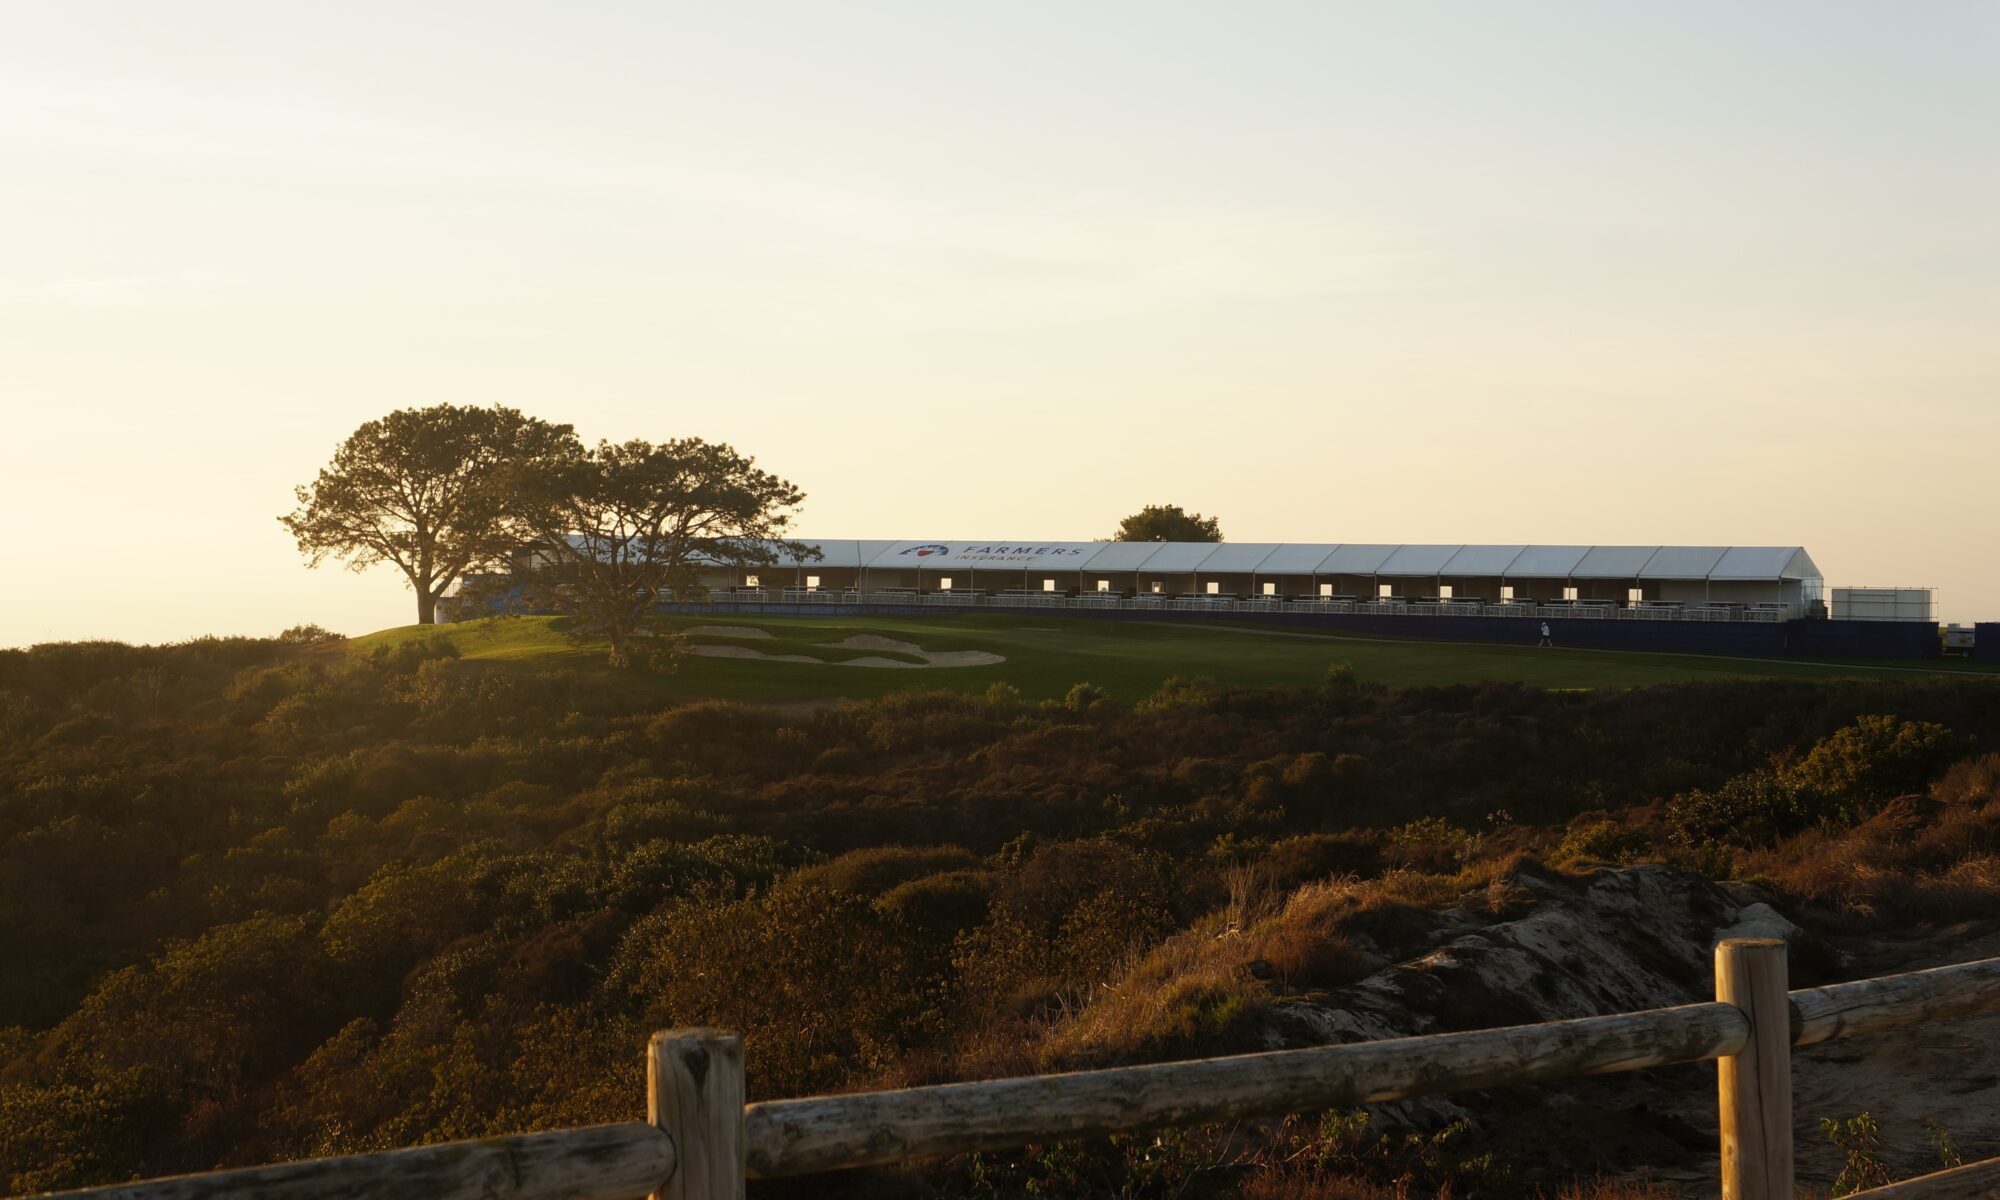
[{"xmin": 351, "ymin": 614, "xmax": 1998, "ymax": 705}]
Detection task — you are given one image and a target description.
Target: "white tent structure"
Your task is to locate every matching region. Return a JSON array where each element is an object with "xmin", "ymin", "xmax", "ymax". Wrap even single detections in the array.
[{"xmin": 703, "ymin": 540, "xmax": 1825, "ymax": 619}]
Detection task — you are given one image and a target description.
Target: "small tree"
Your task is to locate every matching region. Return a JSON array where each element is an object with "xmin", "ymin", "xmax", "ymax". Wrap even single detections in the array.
[
  {"xmin": 508, "ymin": 438, "xmax": 807, "ymax": 666},
  {"xmin": 1113, "ymin": 504, "xmax": 1222, "ymax": 542},
  {"xmin": 281, "ymin": 406, "xmax": 577, "ymax": 624}
]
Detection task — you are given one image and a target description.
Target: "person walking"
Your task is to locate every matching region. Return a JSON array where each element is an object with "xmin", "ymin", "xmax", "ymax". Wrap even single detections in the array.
[{"xmin": 1537, "ymin": 621, "xmax": 1553, "ymax": 648}]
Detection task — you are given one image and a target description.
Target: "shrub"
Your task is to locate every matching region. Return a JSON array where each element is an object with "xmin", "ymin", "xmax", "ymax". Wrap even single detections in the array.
[
  {"xmin": 954, "ymin": 840, "xmax": 1179, "ymax": 1020},
  {"xmin": 1250, "ymin": 884, "xmax": 1372, "ymax": 991},
  {"xmin": 1550, "ymin": 820, "xmax": 1653, "ymax": 867},
  {"xmin": 1259, "ymin": 833, "xmax": 1381, "ymax": 886},
  {"xmin": 1135, "ymin": 675, "xmax": 1222, "ymax": 714},
  {"xmin": 646, "ymin": 702, "xmax": 779, "ymax": 774},
  {"xmin": 1385, "ymin": 816, "xmax": 1475, "ymax": 872},
  {"xmin": 1666, "ymin": 769, "xmax": 1825, "ymax": 849},
  {"xmin": 1823, "ymin": 1110, "xmax": 1890, "ymax": 1196},
  {"xmin": 277, "ymin": 625, "xmax": 346, "ymax": 645},
  {"xmin": 808, "ymin": 744, "xmax": 867, "ymax": 775},
  {"xmin": 782, "ymin": 845, "xmax": 981, "ymax": 898},
  {"xmin": 1062, "ymin": 682, "xmax": 1108, "ymax": 713},
  {"xmin": 873, "ymin": 869, "xmax": 996, "ymax": 938},
  {"xmin": 982, "ymin": 681, "xmax": 1023, "ymax": 711},
  {"xmin": 1787, "ymin": 715, "xmax": 1968, "ymax": 808},
  {"xmin": 607, "ymin": 887, "xmax": 937, "ymax": 1099},
  {"xmin": 1933, "ymin": 753, "xmax": 2000, "ymax": 806}
]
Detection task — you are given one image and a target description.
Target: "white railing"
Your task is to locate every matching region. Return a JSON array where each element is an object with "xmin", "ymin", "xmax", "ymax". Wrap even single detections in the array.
[{"xmin": 694, "ymin": 591, "xmax": 1797, "ymax": 623}]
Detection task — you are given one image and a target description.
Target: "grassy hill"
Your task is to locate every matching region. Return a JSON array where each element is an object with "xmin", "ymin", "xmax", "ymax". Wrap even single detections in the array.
[
  {"xmin": 352, "ymin": 613, "xmax": 1993, "ymax": 703},
  {"xmin": 7, "ymin": 620, "xmax": 2000, "ymax": 1194}
]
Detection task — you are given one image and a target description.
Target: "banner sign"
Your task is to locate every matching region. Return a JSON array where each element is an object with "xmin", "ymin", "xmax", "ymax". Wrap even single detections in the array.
[{"xmin": 879, "ymin": 541, "xmax": 1102, "ymax": 569}]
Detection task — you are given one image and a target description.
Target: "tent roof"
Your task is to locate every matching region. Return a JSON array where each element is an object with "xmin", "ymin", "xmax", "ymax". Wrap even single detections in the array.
[
  {"xmin": 1639, "ymin": 546, "xmax": 1729, "ymax": 580},
  {"xmin": 1376, "ymin": 544, "xmax": 1463, "ymax": 577},
  {"xmin": 1712, "ymin": 546, "xmax": 1822, "ymax": 581},
  {"xmin": 1192, "ymin": 542, "xmax": 1282, "ymax": 573},
  {"xmin": 1257, "ymin": 543, "xmax": 1345, "ymax": 574},
  {"xmin": 1137, "ymin": 542, "xmax": 1224, "ymax": 573},
  {"xmin": 768, "ymin": 539, "xmax": 1823, "ymax": 583},
  {"xmin": 770, "ymin": 539, "xmax": 899, "ymax": 569},
  {"xmin": 1573, "ymin": 546, "xmax": 1662, "ymax": 579},
  {"xmin": 1438, "ymin": 545, "xmax": 1523, "ymax": 576},
  {"xmin": 1078, "ymin": 541, "xmax": 1164, "ymax": 571},
  {"xmin": 1503, "ymin": 545, "xmax": 1590, "ymax": 577},
  {"xmin": 1315, "ymin": 544, "xmax": 1401, "ymax": 575}
]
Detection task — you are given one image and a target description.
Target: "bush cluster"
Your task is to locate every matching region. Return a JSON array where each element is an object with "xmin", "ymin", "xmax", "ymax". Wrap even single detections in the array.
[{"xmin": 3, "ymin": 635, "xmax": 1999, "ymax": 1195}]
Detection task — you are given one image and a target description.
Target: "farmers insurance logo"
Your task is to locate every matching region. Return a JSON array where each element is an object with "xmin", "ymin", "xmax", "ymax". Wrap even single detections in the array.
[{"xmin": 899, "ymin": 543, "xmax": 1090, "ymax": 564}]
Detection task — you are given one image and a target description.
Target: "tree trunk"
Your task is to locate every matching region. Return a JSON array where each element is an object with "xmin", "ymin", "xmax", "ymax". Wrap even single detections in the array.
[{"xmin": 417, "ymin": 589, "xmax": 438, "ymax": 625}]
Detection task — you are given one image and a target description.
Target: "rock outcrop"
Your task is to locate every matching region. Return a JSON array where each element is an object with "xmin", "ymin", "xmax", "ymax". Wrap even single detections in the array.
[
  {"xmin": 1254, "ymin": 863, "xmax": 1816, "ymax": 1180},
  {"xmin": 1266, "ymin": 863, "xmax": 1803, "ymax": 1052}
]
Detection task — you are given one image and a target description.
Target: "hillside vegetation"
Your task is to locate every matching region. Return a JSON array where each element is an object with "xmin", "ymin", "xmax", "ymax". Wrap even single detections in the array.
[{"xmin": 2, "ymin": 629, "xmax": 1999, "ymax": 1196}]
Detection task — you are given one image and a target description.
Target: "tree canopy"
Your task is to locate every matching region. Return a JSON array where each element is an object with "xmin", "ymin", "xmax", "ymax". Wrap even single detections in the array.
[
  {"xmin": 505, "ymin": 438, "xmax": 807, "ymax": 666},
  {"xmin": 1113, "ymin": 504, "xmax": 1223, "ymax": 542},
  {"xmin": 280, "ymin": 406, "xmax": 577, "ymax": 624}
]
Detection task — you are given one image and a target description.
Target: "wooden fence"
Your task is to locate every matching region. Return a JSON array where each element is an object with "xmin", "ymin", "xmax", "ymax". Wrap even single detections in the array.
[{"xmin": 23, "ymin": 940, "xmax": 2000, "ymax": 1200}]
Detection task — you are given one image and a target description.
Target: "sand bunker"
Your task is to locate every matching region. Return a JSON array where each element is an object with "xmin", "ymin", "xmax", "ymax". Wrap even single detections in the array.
[
  {"xmin": 833, "ymin": 634, "xmax": 1004, "ymax": 667},
  {"xmin": 684, "ymin": 631, "xmax": 1003, "ymax": 669}
]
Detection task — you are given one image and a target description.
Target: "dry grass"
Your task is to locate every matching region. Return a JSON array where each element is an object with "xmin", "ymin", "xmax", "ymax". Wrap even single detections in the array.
[
  {"xmin": 1028, "ymin": 869, "xmax": 1474, "ymax": 1069},
  {"xmin": 1737, "ymin": 762, "xmax": 2000, "ymax": 925},
  {"xmin": 1238, "ymin": 1175, "xmax": 1679, "ymax": 1200}
]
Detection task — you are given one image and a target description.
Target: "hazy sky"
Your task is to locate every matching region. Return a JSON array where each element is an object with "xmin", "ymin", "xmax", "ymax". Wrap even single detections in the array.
[{"xmin": 3, "ymin": 1, "xmax": 1996, "ymax": 642}]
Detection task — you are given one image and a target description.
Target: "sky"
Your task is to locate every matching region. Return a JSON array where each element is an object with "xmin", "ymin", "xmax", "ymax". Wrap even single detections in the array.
[{"xmin": 2, "ymin": 1, "xmax": 1996, "ymax": 643}]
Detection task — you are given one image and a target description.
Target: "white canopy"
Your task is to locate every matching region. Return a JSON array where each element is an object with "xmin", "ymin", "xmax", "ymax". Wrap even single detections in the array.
[
  {"xmin": 1441, "ymin": 545, "xmax": 1528, "ymax": 576},
  {"xmin": 1079, "ymin": 541, "xmax": 1165, "ymax": 571},
  {"xmin": 756, "ymin": 540, "xmax": 1824, "ymax": 584},
  {"xmin": 1255, "ymin": 543, "xmax": 1344, "ymax": 574},
  {"xmin": 1193, "ymin": 542, "xmax": 1284, "ymax": 573},
  {"xmin": 1572, "ymin": 546, "xmax": 1661, "ymax": 579},
  {"xmin": 1132, "ymin": 542, "xmax": 1223, "ymax": 573},
  {"xmin": 1639, "ymin": 547, "xmax": 1729, "ymax": 580},
  {"xmin": 1375, "ymin": 544, "xmax": 1463, "ymax": 577},
  {"xmin": 1503, "ymin": 546, "xmax": 1590, "ymax": 577},
  {"xmin": 1314, "ymin": 544, "xmax": 1402, "ymax": 575},
  {"xmin": 1712, "ymin": 546, "xmax": 1821, "ymax": 582}
]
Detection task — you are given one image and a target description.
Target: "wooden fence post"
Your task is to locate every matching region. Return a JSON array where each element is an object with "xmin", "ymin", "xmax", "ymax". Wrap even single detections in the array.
[
  {"xmin": 648, "ymin": 1029, "xmax": 746, "ymax": 1200},
  {"xmin": 1716, "ymin": 939, "xmax": 1794, "ymax": 1200}
]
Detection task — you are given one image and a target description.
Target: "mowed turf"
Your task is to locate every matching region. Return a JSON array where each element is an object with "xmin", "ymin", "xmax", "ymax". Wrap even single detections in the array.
[{"xmin": 351, "ymin": 614, "xmax": 1997, "ymax": 704}]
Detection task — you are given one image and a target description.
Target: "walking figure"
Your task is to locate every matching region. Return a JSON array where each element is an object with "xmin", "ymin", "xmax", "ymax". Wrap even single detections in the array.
[{"xmin": 1537, "ymin": 621, "xmax": 1553, "ymax": 648}]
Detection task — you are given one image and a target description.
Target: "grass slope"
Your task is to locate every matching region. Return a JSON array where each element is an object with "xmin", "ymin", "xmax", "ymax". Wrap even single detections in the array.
[{"xmin": 351, "ymin": 614, "xmax": 1997, "ymax": 704}]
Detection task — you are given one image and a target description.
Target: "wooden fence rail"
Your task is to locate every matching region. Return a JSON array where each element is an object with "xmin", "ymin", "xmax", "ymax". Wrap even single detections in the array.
[
  {"xmin": 1847, "ymin": 1155, "xmax": 2000, "ymax": 1199},
  {"xmin": 739, "ymin": 1000, "xmax": 1750, "ymax": 1178},
  {"xmin": 20, "ymin": 942, "xmax": 2000, "ymax": 1200},
  {"xmin": 26, "ymin": 1124, "xmax": 673, "ymax": 1200}
]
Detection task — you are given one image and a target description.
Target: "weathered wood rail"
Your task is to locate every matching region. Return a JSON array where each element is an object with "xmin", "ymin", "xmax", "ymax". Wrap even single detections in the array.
[{"xmin": 21, "ymin": 941, "xmax": 2000, "ymax": 1200}]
